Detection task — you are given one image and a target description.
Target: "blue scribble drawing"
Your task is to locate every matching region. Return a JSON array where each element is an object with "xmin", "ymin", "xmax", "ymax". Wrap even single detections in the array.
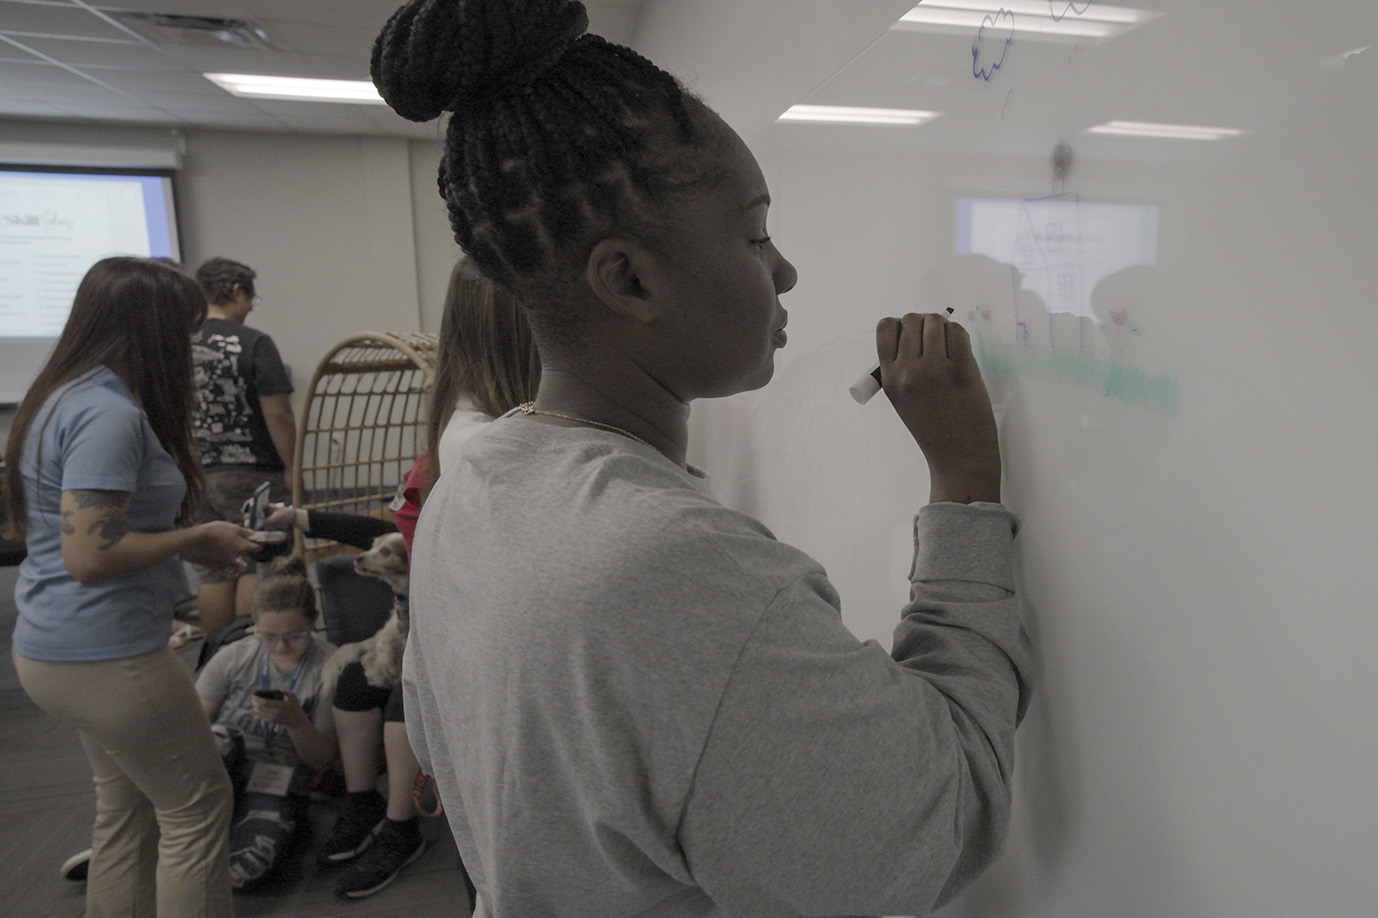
[
  {"xmin": 972, "ymin": 10, "xmax": 1015, "ymax": 82},
  {"xmin": 1049, "ymin": 1, "xmax": 1092, "ymax": 21}
]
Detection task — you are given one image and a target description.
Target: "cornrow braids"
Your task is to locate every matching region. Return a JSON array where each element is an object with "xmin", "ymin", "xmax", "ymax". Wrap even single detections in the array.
[{"xmin": 373, "ymin": 0, "xmax": 724, "ymax": 346}]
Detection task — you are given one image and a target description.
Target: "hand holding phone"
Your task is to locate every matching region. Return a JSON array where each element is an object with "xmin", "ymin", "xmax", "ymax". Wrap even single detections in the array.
[
  {"xmin": 242, "ymin": 481, "xmax": 273, "ymax": 529},
  {"xmin": 253, "ymin": 688, "xmax": 286, "ymax": 700}
]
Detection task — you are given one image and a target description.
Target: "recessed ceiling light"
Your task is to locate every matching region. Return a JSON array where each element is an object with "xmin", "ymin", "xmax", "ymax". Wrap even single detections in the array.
[
  {"xmin": 204, "ymin": 73, "xmax": 385, "ymax": 104},
  {"xmin": 894, "ymin": 1, "xmax": 1159, "ymax": 42},
  {"xmin": 777, "ymin": 105, "xmax": 941, "ymax": 126},
  {"xmin": 1086, "ymin": 120, "xmax": 1245, "ymax": 140}
]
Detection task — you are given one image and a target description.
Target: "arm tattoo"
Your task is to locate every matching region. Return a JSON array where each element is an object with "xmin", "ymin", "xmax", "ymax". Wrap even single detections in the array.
[{"xmin": 70, "ymin": 490, "xmax": 129, "ymax": 551}]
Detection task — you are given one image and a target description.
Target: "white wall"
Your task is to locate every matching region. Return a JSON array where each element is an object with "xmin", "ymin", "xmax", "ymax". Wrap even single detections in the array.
[
  {"xmin": 176, "ymin": 130, "xmax": 422, "ymax": 390},
  {"xmin": 408, "ymin": 135, "xmax": 461, "ymax": 333}
]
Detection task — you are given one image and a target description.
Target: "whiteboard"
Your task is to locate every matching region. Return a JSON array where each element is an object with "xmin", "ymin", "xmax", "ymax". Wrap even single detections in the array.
[{"xmin": 690, "ymin": 2, "xmax": 1378, "ymax": 915}]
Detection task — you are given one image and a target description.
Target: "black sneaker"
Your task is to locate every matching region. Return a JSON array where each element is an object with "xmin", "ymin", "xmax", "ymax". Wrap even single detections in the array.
[
  {"xmin": 334, "ymin": 819, "xmax": 426, "ymax": 899},
  {"xmin": 317, "ymin": 793, "xmax": 386, "ymax": 865}
]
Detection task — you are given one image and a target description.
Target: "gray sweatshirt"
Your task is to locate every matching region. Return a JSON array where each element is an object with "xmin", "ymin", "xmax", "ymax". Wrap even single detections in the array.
[{"xmin": 404, "ymin": 416, "xmax": 1031, "ymax": 918}]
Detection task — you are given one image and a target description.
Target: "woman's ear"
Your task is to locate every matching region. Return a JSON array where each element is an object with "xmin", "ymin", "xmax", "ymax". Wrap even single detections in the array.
[{"xmin": 585, "ymin": 238, "xmax": 663, "ymax": 323}]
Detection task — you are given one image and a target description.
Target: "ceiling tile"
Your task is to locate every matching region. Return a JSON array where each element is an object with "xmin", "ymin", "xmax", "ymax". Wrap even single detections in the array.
[
  {"xmin": 0, "ymin": 38, "xmax": 46, "ymax": 63},
  {"xmin": 148, "ymin": 42, "xmax": 312, "ymax": 74},
  {"xmin": 15, "ymin": 35, "xmax": 184, "ymax": 70},
  {"xmin": 79, "ymin": 66, "xmax": 216, "ymax": 93},
  {"xmin": 301, "ymin": 53, "xmax": 374, "ymax": 81},
  {"xmin": 262, "ymin": 20, "xmax": 378, "ymax": 58},
  {"xmin": 15, "ymin": 83, "xmax": 164, "ymax": 116},
  {"xmin": 238, "ymin": 0, "xmax": 397, "ymax": 29},
  {"xmin": 0, "ymin": 58, "xmax": 101, "ymax": 87},
  {"xmin": 0, "ymin": 100, "xmax": 67, "ymax": 119},
  {"xmin": 138, "ymin": 87, "xmax": 263, "ymax": 113},
  {"xmin": 0, "ymin": 2, "xmax": 131, "ymax": 41},
  {"xmin": 90, "ymin": 1, "xmax": 257, "ymax": 17}
]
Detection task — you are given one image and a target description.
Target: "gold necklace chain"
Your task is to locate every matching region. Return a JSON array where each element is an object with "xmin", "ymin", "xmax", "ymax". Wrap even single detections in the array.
[{"xmin": 517, "ymin": 402, "xmax": 654, "ymax": 449}]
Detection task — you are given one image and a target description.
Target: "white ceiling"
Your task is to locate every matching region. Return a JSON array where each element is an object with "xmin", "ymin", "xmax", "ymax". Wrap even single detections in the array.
[{"xmin": 0, "ymin": 0, "xmax": 644, "ymax": 138}]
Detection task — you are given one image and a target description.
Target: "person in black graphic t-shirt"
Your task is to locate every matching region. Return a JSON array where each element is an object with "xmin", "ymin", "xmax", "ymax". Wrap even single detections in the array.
[{"xmin": 191, "ymin": 257, "xmax": 297, "ymax": 631}]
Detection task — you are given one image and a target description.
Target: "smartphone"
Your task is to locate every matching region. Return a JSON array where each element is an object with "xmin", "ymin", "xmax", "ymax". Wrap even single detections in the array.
[
  {"xmin": 243, "ymin": 481, "xmax": 272, "ymax": 530},
  {"xmin": 247, "ymin": 530, "xmax": 288, "ymax": 544},
  {"xmin": 253, "ymin": 688, "xmax": 285, "ymax": 700}
]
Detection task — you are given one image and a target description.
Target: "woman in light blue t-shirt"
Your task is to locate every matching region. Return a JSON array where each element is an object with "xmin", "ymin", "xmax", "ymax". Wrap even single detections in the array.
[{"xmin": 4, "ymin": 257, "xmax": 259, "ymax": 918}]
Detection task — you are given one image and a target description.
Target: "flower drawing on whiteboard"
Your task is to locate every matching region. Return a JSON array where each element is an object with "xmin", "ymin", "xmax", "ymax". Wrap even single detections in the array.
[
  {"xmin": 972, "ymin": 9, "xmax": 1015, "ymax": 81},
  {"xmin": 1050, "ymin": 1, "xmax": 1093, "ymax": 22},
  {"xmin": 1097, "ymin": 301, "xmax": 1142, "ymax": 366}
]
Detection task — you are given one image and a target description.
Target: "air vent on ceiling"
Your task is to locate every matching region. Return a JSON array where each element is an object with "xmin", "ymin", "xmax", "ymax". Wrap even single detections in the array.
[{"xmin": 113, "ymin": 12, "xmax": 279, "ymax": 51}]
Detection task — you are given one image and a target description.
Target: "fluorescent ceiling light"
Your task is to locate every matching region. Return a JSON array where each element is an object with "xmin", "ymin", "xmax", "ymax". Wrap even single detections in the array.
[
  {"xmin": 777, "ymin": 104, "xmax": 941, "ymax": 126},
  {"xmin": 894, "ymin": 1, "xmax": 1159, "ymax": 42},
  {"xmin": 1086, "ymin": 120, "xmax": 1245, "ymax": 140},
  {"xmin": 205, "ymin": 73, "xmax": 385, "ymax": 104}
]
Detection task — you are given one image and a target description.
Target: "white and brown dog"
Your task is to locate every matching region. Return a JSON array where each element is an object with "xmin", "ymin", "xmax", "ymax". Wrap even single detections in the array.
[{"xmin": 323, "ymin": 531, "xmax": 409, "ymax": 689}]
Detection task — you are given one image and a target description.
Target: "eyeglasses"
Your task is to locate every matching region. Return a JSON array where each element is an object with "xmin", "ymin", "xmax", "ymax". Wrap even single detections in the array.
[{"xmin": 257, "ymin": 631, "xmax": 311, "ymax": 647}]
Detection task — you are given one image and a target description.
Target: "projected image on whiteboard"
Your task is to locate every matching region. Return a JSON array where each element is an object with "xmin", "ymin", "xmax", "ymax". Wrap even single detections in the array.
[
  {"xmin": 956, "ymin": 195, "xmax": 1176, "ymax": 416},
  {"xmin": 958, "ymin": 195, "xmax": 1158, "ymax": 323},
  {"xmin": 0, "ymin": 168, "xmax": 180, "ymax": 402}
]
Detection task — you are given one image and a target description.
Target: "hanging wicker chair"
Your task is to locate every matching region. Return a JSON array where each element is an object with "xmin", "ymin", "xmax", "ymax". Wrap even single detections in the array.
[{"xmin": 292, "ymin": 331, "xmax": 437, "ymax": 563}]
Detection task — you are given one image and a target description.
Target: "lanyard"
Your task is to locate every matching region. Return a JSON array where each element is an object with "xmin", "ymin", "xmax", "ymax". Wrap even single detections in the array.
[{"xmin": 258, "ymin": 644, "xmax": 310, "ymax": 748}]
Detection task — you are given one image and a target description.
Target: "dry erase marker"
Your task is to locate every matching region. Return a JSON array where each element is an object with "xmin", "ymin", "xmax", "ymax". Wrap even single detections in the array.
[
  {"xmin": 849, "ymin": 364, "xmax": 883, "ymax": 404},
  {"xmin": 851, "ymin": 308, "xmax": 957, "ymax": 404}
]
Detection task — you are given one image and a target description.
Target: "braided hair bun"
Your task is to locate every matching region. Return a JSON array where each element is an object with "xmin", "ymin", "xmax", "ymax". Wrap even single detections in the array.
[
  {"xmin": 372, "ymin": 0, "xmax": 589, "ymax": 121},
  {"xmin": 370, "ymin": 0, "xmax": 716, "ymax": 344}
]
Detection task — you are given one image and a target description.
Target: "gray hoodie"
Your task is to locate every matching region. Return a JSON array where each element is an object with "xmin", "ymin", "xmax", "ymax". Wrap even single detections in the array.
[{"xmin": 404, "ymin": 416, "xmax": 1031, "ymax": 917}]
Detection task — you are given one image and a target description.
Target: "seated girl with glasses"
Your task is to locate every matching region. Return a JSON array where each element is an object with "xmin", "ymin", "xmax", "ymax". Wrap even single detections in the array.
[{"xmin": 195, "ymin": 559, "xmax": 338, "ymax": 889}]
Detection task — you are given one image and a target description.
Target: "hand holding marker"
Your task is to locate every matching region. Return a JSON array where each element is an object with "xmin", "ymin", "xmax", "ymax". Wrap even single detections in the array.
[
  {"xmin": 862, "ymin": 309, "xmax": 1001, "ymax": 505},
  {"xmin": 850, "ymin": 307, "xmax": 956, "ymax": 404}
]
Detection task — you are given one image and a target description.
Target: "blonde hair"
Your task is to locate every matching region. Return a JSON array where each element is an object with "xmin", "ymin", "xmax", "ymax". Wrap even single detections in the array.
[{"xmin": 425, "ymin": 257, "xmax": 541, "ymax": 485}]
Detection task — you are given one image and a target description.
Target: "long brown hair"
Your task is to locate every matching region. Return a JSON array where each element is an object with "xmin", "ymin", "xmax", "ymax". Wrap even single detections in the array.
[
  {"xmin": 3, "ymin": 256, "xmax": 207, "ymax": 537},
  {"xmin": 425, "ymin": 257, "xmax": 541, "ymax": 485}
]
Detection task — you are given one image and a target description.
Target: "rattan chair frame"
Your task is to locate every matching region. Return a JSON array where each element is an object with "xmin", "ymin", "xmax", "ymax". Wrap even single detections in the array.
[{"xmin": 290, "ymin": 331, "xmax": 437, "ymax": 565}]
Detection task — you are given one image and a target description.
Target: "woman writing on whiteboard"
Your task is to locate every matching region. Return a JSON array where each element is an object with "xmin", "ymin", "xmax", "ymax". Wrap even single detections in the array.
[
  {"xmin": 5, "ymin": 256, "xmax": 256, "ymax": 917},
  {"xmin": 377, "ymin": 1, "xmax": 1032, "ymax": 915}
]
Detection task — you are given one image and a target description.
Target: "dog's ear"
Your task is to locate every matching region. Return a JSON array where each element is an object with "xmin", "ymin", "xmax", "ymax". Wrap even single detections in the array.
[{"xmin": 387, "ymin": 533, "xmax": 409, "ymax": 567}]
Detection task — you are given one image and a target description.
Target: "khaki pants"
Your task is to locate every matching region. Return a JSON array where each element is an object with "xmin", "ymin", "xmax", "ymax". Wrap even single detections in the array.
[{"xmin": 14, "ymin": 646, "xmax": 235, "ymax": 918}]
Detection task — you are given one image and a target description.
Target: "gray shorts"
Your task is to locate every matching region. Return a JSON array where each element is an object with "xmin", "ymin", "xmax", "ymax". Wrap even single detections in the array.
[{"xmin": 192, "ymin": 466, "xmax": 289, "ymax": 584}]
